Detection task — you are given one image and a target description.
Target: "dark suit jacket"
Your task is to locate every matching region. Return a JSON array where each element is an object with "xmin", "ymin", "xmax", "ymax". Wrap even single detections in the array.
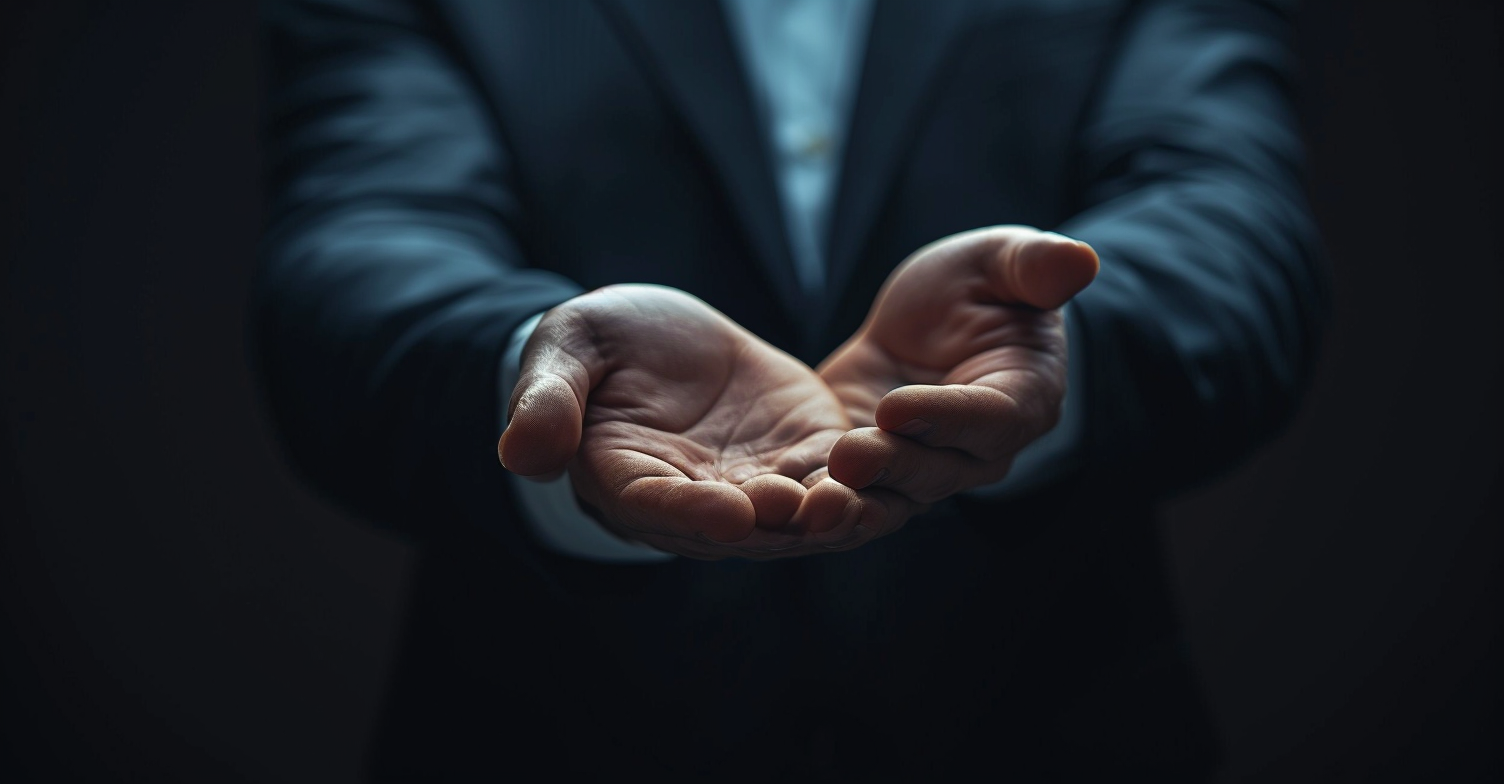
[{"xmin": 254, "ymin": 0, "xmax": 1328, "ymax": 779}]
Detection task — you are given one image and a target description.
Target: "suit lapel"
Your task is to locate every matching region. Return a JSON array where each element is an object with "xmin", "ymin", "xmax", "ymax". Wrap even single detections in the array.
[
  {"xmin": 591, "ymin": 0, "xmax": 805, "ymax": 319},
  {"xmin": 824, "ymin": 0, "xmax": 974, "ymax": 321},
  {"xmin": 444, "ymin": 0, "xmax": 972, "ymax": 339}
]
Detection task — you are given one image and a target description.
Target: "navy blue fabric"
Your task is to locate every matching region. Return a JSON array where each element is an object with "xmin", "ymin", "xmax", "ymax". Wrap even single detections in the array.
[{"xmin": 253, "ymin": 0, "xmax": 1328, "ymax": 778}]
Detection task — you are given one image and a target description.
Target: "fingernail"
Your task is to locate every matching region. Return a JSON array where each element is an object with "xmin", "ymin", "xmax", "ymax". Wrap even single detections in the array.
[
  {"xmin": 867, "ymin": 468, "xmax": 889, "ymax": 488},
  {"xmin": 892, "ymin": 419, "xmax": 933, "ymax": 439}
]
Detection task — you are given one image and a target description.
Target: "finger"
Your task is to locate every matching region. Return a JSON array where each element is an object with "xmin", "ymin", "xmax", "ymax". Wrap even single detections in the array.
[
  {"xmin": 800, "ymin": 465, "xmax": 831, "ymax": 489},
  {"xmin": 765, "ymin": 428, "xmax": 847, "ymax": 486},
  {"xmin": 703, "ymin": 527, "xmax": 829, "ymax": 559},
  {"xmin": 794, "ymin": 480, "xmax": 923, "ymax": 550},
  {"xmin": 739, "ymin": 473, "xmax": 807, "ymax": 530},
  {"xmin": 827, "ymin": 427, "xmax": 1005, "ymax": 505},
  {"xmin": 647, "ymin": 480, "xmax": 921, "ymax": 559},
  {"xmin": 623, "ymin": 531, "xmax": 737, "ymax": 561},
  {"xmin": 625, "ymin": 519, "xmax": 824, "ymax": 561},
  {"xmin": 622, "ymin": 532, "xmax": 749, "ymax": 561},
  {"xmin": 499, "ymin": 370, "xmax": 583, "ymax": 477},
  {"xmin": 790, "ymin": 477, "xmax": 862, "ymax": 534},
  {"xmin": 592, "ymin": 494, "xmax": 794, "ymax": 561},
  {"xmin": 875, "ymin": 382, "xmax": 1060, "ymax": 462},
  {"xmin": 806, "ymin": 472, "xmax": 920, "ymax": 541},
  {"xmin": 616, "ymin": 475, "xmax": 757, "ymax": 544},
  {"xmin": 846, "ymin": 485, "xmax": 925, "ymax": 542},
  {"xmin": 980, "ymin": 228, "xmax": 1099, "ymax": 309},
  {"xmin": 498, "ymin": 313, "xmax": 603, "ymax": 477}
]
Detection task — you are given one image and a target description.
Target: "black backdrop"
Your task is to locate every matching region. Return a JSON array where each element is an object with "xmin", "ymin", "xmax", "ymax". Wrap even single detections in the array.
[{"xmin": 2, "ymin": 1, "xmax": 1498, "ymax": 781}]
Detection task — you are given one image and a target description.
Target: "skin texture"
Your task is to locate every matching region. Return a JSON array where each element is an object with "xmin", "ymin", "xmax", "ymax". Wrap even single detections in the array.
[
  {"xmin": 819, "ymin": 226, "xmax": 1100, "ymax": 504},
  {"xmin": 497, "ymin": 226, "xmax": 1097, "ymax": 559},
  {"xmin": 498, "ymin": 284, "xmax": 915, "ymax": 560}
]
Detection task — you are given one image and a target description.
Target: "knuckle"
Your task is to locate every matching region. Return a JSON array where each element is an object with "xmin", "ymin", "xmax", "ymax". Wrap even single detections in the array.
[
  {"xmin": 989, "ymin": 388, "xmax": 1023, "ymax": 422},
  {"xmin": 908, "ymin": 471, "xmax": 959, "ymax": 505},
  {"xmin": 882, "ymin": 450, "xmax": 921, "ymax": 489},
  {"xmin": 991, "ymin": 393, "xmax": 1030, "ymax": 442},
  {"xmin": 933, "ymin": 475, "xmax": 967, "ymax": 503}
]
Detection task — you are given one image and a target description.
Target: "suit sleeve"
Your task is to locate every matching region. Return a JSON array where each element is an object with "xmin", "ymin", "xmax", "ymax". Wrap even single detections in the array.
[
  {"xmin": 252, "ymin": 0, "xmax": 582, "ymax": 532},
  {"xmin": 1058, "ymin": 0, "xmax": 1331, "ymax": 495}
]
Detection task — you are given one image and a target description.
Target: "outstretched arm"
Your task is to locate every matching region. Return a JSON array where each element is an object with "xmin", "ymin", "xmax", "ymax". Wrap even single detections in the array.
[
  {"xmin": 820, "ymin": 0, "xmax": 1329, "ymax": 504},
  {"xmin": 254, "ymin": 0, "xmax": 581, "ymax": 531},
  {"xmin": 256, "ymin": 0, "xmax": 915, "ymax": 554},
  {"xmin": 1058, "ymin": 0, "xmax": 1330, "ymax": 493}
]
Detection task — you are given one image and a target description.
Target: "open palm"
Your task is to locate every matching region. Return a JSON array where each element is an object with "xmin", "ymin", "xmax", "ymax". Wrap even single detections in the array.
[
  {"xmin": 819, "ymin": 227, "xmax": 1099, "ymax": 503},
  {"xmin": 500, "ymin": 285, "xmax": 901, "ymax": 559}
]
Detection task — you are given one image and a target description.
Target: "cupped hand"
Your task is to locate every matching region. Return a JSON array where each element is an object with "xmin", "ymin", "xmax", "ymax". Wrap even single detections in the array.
[
  {"xmin": 498, "ymin": 284, "xmax": 909, "ymax": 559},
  {"xmin": 818, "ymin": 226, "xmax": 1099, "ymax": 504}
]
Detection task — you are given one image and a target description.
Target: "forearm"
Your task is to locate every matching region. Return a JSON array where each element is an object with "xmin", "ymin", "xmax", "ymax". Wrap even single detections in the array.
[
  {"xmin": 1059, "ymin": 0, "xmax": 1330, "ymax": 494},
  {"xmin": 254, "ymin": 0, "xmax": 582, "ymax": 530},
  {"xmin": 254, "ymin": 207, "xmax": 580, "ymax": 529},
  {"xmin": 1061, "ymin": 174, "xmax": 1327, "ymax": 492}
]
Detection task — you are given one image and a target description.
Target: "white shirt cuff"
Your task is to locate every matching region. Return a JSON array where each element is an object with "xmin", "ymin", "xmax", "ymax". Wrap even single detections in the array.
[{"xmin": 500, "ymin": 312, "xmax": 674, "ymax": 563}]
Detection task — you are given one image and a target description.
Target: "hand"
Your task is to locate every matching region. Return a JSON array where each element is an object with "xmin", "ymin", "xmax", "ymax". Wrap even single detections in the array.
[
  {"xmin": 498, "ymin": 284, "xmax": 909, "ymax": 559},
  {"xmin": 818, "ymin": 226, "xmax": 1099, "ymax": 504}
]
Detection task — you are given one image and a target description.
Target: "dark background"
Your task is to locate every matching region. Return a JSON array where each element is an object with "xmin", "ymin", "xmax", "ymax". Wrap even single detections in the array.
[{"xmin": 2, "ymin": 0, "xmax": 1498, "ymax": 781}]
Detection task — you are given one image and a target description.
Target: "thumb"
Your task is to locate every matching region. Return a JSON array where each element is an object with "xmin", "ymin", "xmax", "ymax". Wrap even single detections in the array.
[
  {"xmin": 497, "ymin": 321, "xmax": 600, "ymax": 478},
  {"xmin": 982, "ymin": 227, "xmax": 1100, "ymax": 310}
]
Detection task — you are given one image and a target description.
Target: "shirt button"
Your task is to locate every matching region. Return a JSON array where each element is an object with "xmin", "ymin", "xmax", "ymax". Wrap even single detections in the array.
[{"xmin": 798, "ymin": 132, "xmax": 832, "ymax": 159}]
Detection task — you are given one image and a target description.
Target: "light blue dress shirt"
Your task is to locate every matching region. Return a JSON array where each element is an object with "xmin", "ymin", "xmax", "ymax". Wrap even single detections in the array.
[
  {"xmin": 501, "ymin": 0, "xmax": 875, "ymax": 562},
  {"xmin": 501, "ymin": 0, "xmax": 1084, "ymax": 561},
  {"xmin": 722, "ymin": 0, "xmax": 874, "ymax": 295}
]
